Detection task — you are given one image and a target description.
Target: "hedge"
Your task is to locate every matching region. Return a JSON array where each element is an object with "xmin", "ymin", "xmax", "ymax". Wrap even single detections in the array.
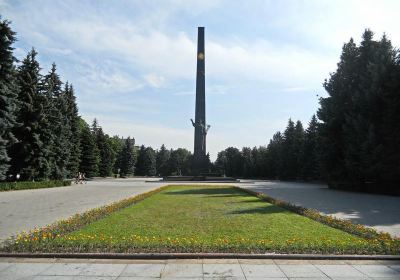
[{"xmin": 0, "ymin": 180, "xmax": 71, "ymax": 192}]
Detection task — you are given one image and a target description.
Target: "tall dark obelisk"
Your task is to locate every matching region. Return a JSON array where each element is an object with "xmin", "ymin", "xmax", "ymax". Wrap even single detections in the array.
[{"xmin": 191, "ymin": 27, "xmax": 209, "ymax": 173}]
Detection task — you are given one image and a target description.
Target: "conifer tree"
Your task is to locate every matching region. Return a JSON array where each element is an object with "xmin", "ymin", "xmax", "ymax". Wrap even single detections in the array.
[
  {"xmin": 318, "ymin": 37, "xmax": 359, "ymax": 182},
  {"xmin": 293, "ymin": 120, "xmax": 305, "ymax": 178},
  {"xmin": 215, "ymin": 150, "xmax": 228, "ymax": 176},
  {"xmin": 221, "ymin": 147, "xmax": 242, "ymax": 177},
  {"xmin": 279, "ymin": 119, "xmax": 297, "ymax": 179},
  {"xmin": 119, "ymin": 137, "xmax": 135, "ymax": 177},
  {"xmin": 266, "ymin": 132, "xmax": 283, "ymax": 179},
  {"xmin": 42, "ymin": 63, "xmax": 70, "ymax": 179},
  {"xmin": 65, "ymin": 84, "xmax": 80, "ymax": 177},
  {"xmin": 135, "ymin": 145, "xmax": 146, "ymax": 176},
  {"xmin": 110, "ymin": 136, "xmax": 124, "ymax": 175},
  {"xmin": 79, "ymin": 120, "xmax": 99, "ymax": 177},
  {"xmin": 319, "ymin": 29, "xmax": 400, "ymax": 191},
  {"xmin": 156, "ymin": 144, "xmax": 170, "ymax": 176},
  {"xmin": 142, "ymin": 147, "xmax": 156, "ymax": 176},
  {"xmin": 241, "ymin": 147, "xmax": 254, "ymax": 178},
  {"xmin": 94, "ymin": 126, "xmax": 115, "ymax": 177},
  {"xmin": 0, "ymin": 18, "xmax": 18, "ymax": 180},
  {"xmin": 301, "ymin": 115, "xmax": 320, "ymax": 180},
  {"xmin": 9, "ymin": 49, "xmax": 44, "ymax": 180}
]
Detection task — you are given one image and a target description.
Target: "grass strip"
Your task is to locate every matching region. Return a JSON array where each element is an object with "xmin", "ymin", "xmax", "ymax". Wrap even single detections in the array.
[
  {"xmin": 237, "ymin": 187, "xmax": 399, "ymax": 244},
  {"xmin": 2, "ymin": 185, "xmax": 399, "ymax": 255}
]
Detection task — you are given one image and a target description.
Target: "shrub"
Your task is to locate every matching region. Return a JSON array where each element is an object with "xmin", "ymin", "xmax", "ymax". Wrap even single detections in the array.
[{"xmin": 0, "ymin": 180, "xmax": 71, "ymax": 191}]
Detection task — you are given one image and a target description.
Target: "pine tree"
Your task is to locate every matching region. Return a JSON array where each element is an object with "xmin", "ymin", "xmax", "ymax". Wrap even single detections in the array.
[
  {"xmin": 79, "ymin": 120, "xmax": 99, "ymax": 177},
  {"xmin": 42, "ymin": 63, "xmax": 70, "ymax": 179},
  {"xmin": 166, "ymin": 148, "xmax": 192, "ymax": 176},
  {"xmin": 156, "ymin": 144, "xmax": 170, "ymax": 176},
  {"xmin": 301, "ymin": 115, "xmax": 320, "ymax": 180},
  {"xmin": 0, "ymin": 18, "xmax": 18, "ymax": 180},
  {"xmin": 266, "ymin": 132, "xmax": 283, "ymax": 179},
  {"xmin": 318, "ymin": 37, "xmax": 359, "ymax": 182},
  {"xmin": 135, "ymin": 145, "xmax": 146, "ymax": 176},
  {"xmin": 241, "ymin": 147, "xmax": 254, "ymax": 178},
  {"xmin": 110, "ymin": 136, "xmax": 124, "ymax": 175},
  {"xmin": 253, "ymin": 146, "xmax": 268, "ymax": 178},
  {"xmin": 293, "ymin": 120, "xmax": 305, "ymax": 179},
  {"xmin": 65, "ymin": 84, "xmax": 80, "ymax": 177},
  {"xmin": 279, "ymin": 119, "xmax": 297, "ymax": 179},
  {"xmin": 9, "ymin": 49, "xmax": 44, "ymax": 180},
  {"xmin": 94, "ymin": 126, "xmax": 115, "ymax": 177},
  {"xmin": 215, "ymin": 150, "xmax": 228, "ymax": 176},
  {"xmin": 221, "ymin": 147, "xmax": 242, "ymax": 177},
  {"xmin": 119, "ymin": 137, "xmax": 135, "ymax": 177},
  {"xmin": 142, "ymin": 147, "xmax": 156, "ymax": 176}
]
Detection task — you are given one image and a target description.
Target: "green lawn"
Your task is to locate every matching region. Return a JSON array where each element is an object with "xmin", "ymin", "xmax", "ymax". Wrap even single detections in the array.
[
  {"xmin": 7, "ymin": 185, "xmax": 397, "ymax": 254},
  {"xmin": 57, "ymin": 185, "xmax": 381, "ymax": 253}
]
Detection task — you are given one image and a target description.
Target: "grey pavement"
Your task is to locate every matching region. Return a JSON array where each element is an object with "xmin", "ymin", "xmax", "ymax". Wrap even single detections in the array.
[
  {"xmin": 0, "ymin": 178, "xmax": 165, "ymax": 241},
  {"xmin": 240, "ymin": 180, "xmax": 400, "ymax": 237},
  {"xmin": 1, "ymin": 178, "xmax": 399, "ymax": 241},
  {"xmin": 0, "ymin": 258, "xmax": 399, "ymax": 280}
]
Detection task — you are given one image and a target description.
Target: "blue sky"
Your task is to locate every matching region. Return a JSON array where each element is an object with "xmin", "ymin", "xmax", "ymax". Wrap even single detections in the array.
[{"xmin": 2, "ymin": 0, "xmax": 399, "ymax": 160}]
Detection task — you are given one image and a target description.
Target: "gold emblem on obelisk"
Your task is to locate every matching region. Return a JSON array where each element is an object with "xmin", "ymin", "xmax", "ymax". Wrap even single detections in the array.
[{"xmin": 197, "ymin": 52, "xmax": 204, "ymax": 60}]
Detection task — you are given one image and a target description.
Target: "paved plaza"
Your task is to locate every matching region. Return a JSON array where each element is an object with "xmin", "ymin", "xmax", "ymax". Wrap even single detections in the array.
[
  {"xmin": 0, "ymin": 178, "xmax": 164, "ymax": 241},
  {"xmin": 241, "ymin": 181, "xmax": 400, "ymax": 237},
  {"xmin": 0, "ymin": 258, "xmax": 399, "ymax": 280},
  {"xmin": 1, "ymin": 179, "xmax": 400, "ymax": 279},
  {"xmin": 1, "ymin": 178, "xmax": 400, "ymax": 241}
]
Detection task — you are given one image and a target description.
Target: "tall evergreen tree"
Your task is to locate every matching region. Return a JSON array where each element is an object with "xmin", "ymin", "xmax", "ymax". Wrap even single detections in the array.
[
  {"xmin": 142, "ymin": 147, "xmax": 156, "ymax": 176},
  {"xmin": 301, "ymin": 115, "xmax": 320, "ymax": 180},
  {"xmin": 318, "ymin": 37, "xmax": 359, "ymax": 182},
  {"xmin": 222, "ymin": 147, "xmax": 242, "ymax": 177},
  {"xmin": 156, "ymin": 144, "xmax": 170, "ymax": 176},
  {"xmin": 266, "ymin": 132, "xmax": 283, "ymax": 179},
  {"xmin": 9, "ymin": 49, "xmax": 44, "ymax": 180},
  {"xmin": 79, "ymin": 120, "xmax": 99, "ymax": 177},
  {"xmin": 135, "ymin": 145, "xmax": 146, "ymax": 176},
  {"xmin": 94, "ymin": 126, "xmax": 115, "ymax": 177},
  {"xmin": 241, "ymin": 147, "xmax": 254, "ymax": 178},
  {"xmin": 215, "ymin": 150, "xmax": 228, "ymax": 176},
  {"xmin": 293, "ymin": 120, "xmax": 305, "ymax": 178},
  {"xmin": 319, "ymin": 29, "xmax": 400, "ymax": 191},
  {"xmin": 65, "ymin": 84, "xmax": 80, "ymax": 177},
  {"xmin": 253, "ymin": 146, "xmax": 268, "ymax": 178},
  {"xmin": 279, "ymin": 119, "xmax": 297, "ymax": 179},
  {"xmin": 167, "ymin": 148, "xmax": 192, "ymax": 175},
  {"xmin": 110, "ymin": 136, "xmax": 124, "ymax": 175},
  {"xmin": 119, "ymin": 137, "xmax": 135, "ymax": 177},
  {"xmin": 42, "ymin": 63, "xmax": 70, "ymax": 179},
  {"xmin": 0, "ymin": 18, "xmax": 18, "ymax": 180}
]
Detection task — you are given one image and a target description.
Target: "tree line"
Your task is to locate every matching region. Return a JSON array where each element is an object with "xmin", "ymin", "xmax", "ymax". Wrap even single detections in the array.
[
  {"xmin": 215, "ymin": 30, "xmax": 400, "ymax": 194},
  {"xmin": 215, "ymin": 116, "xmax": 319, "ymax": 181},
  {"xmin": 0, "ymin": 18, "xmax": 130, "ymax": 180},
  {"xmin": 0, "ymin": 18, "xmax": 198, "ymax": 181},
  {"xmin": 1, "ymin": 17, "xmax": 399, "ymax": 193}
]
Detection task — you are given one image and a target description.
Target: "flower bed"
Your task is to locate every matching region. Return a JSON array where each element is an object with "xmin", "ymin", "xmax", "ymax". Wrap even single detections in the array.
[{"xmin": 1, "ymin": 185, "xmax": 399, "ymax": 255}]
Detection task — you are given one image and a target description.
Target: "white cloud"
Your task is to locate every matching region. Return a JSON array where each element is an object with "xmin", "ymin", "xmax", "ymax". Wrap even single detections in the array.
[
  {"xmin": 4, "ymin": 0, "xmax": 400, "ymax": 159},
  {"xmin": 82, "ymin": 115, "xmax": 193, "ymax": 151},
  {"xmin": 144, "ymin": 73, "xmax": 166, "ymax": 88},
  {"xmin": 73, "ymin": 60, "xmax": 144, "ymax": 95}
]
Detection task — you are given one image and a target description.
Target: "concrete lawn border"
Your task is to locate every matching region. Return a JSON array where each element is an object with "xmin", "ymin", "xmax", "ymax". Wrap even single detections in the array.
[{"xmin": 0, "ymin": 252, "xmax": 399, "ymax": 260}]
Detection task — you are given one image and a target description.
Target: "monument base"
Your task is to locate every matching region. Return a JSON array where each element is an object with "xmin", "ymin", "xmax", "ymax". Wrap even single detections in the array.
[{"xmin": 162, "ymin": 175, "xmax": 239, "ymax": 182}]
